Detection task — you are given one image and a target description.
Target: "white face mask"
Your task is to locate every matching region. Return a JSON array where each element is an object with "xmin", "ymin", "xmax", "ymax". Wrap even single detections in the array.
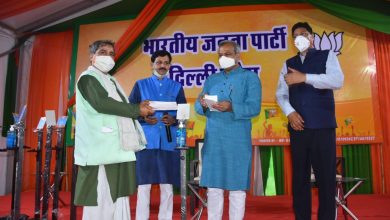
[
  {"xmin": 93, "ymin": 56, "xmax": 115, "ymax": 73},
  {"xmin": 153, "ymin": 69, "xmax": 169, "ymax": 78},
  {"xmin": 219, "ymin": 56, "xmax": 236, "ymax": 69},
  {"xmin": 294, "ymin": 35, "xmax": 311, "ymax": 52}
]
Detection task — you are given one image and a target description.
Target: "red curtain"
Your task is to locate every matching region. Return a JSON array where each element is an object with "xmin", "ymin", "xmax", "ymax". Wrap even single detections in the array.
[
  {"xmin": 22, "ymin": 31, "xmax": 73, "ymax": 190},
  {"xmin": 0, "ymin": 0, "xmax": 54, "ymax": 20},
  {"xmin": 371, "ymin": 30, "xmax": 390, "ymax": 194}
]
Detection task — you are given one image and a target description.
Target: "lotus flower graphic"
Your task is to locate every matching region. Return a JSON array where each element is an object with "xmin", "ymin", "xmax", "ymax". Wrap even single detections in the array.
[{"xmin": 314, "ymin": 32, "xmax": 344, "ymax": 55}]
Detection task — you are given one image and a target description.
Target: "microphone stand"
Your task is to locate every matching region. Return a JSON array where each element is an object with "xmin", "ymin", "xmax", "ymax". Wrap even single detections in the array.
[
  {"xmin": 0, "ymin": 106, "xmax": 29, "ymax": 220},
  {"xmin": 52, "ymin": 126, "xmax": 65, "ymax": 220},
  {"xmin": 30, "ymin": 128, "xmax": 44, "ymax": 220},
  {"xmin": 41, "ymin": 125, "xmax": 54, "ymax": 220},
  {"xmin": 163, "ymin": 112, "xmax": 172, "ymax": 142},
  {"xmin": 0, "ymin": 122, "xmax": 30, "ymax": 220},
  {"xmin": 11, "ymin": 122, "xmax": 28, "ymax": 220}
]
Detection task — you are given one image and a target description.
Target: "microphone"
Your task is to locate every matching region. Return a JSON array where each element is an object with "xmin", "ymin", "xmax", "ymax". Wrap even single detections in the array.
[{"xmin": 163, "ymin": 112, "xmax": 172, "ymax": 142}]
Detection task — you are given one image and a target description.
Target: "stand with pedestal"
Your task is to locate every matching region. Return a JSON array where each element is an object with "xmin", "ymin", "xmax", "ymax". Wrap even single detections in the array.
[
  {"xmin": 175, "ymin": 103, "xmax": 191, "ymax": 220},
  {"xmin": 11, "ymin": 122, "xmax": 29, "ymax": 220},
  {"xmin": 0, "ymin": 106, "xmax": 29, "ymax": 220},
  {"xmin": 29, "ymin": 128, "xmax": 43, "ymax": 220},
  {"xmin": 41, "ymin": 125, "xmax": 54, "ymax": 220},
  {"xmin": 176, "ymin": 119, "xmax": 189, "ymax": 220},
  {"xmin": 0, "ymin": 105, "xmax": 28, "ymax": 220},
  {"xmin": 52, "ymin": 123, "xmax": 66, "ymax": 220}
]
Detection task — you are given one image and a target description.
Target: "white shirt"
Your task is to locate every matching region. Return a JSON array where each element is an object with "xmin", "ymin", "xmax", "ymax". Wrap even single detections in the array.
[{"xmin": 275, "ymin": 51, "xmax": 344, "ymax": 117}]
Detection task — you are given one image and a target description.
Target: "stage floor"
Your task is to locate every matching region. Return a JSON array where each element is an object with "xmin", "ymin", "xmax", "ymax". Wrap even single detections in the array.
[{"xmin": 1, "ymin": 191, "xmax": 390, "ymax": 219}]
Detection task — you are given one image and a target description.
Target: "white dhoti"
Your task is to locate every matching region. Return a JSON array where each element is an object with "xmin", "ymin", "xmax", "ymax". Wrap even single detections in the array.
[
  {"xmin": 207, "ymin": 188, "xmax": 246, "ymax": 220},
  {"xmin": 136, "ymin": 184, "xmax": 173, "ymax": 220},
  {"xmin": 82, "ymin": 165, "xmax": 131, "ymax": 220}
]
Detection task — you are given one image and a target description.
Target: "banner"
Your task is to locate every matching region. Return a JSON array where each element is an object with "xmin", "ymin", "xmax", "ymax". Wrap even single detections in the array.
[{"xmin": 74, "ymin": 4, "xmax": 382, "ymax": 146}]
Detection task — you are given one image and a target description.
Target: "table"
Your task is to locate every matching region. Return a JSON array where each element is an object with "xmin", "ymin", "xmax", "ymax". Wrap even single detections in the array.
[{"xmin": 335, "ymin": 177, "xmax": 365, "ymax": 220}]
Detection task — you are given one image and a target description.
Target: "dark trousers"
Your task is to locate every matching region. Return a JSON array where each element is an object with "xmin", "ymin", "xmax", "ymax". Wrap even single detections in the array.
[{"xmin": 289, "ymin": 126, "xmax": 336, "ymax": 220}]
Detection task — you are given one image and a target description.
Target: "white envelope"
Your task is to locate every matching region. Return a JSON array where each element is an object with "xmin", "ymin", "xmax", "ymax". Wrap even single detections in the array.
[
  {"xmin": 204, "ymin": 95, "xmax": 219, "ymax": 112},
  {"xmin": 149, "ymin": 101, "xmax": 178, "ymax": 111}
]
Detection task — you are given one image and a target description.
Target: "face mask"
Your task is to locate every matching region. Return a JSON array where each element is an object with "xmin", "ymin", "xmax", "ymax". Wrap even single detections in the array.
[
  {"xmin": 93, "ymin": 56, "xmax": 115, "ymax": 73},
  {"xmin": 294, "ymin": 35, "xmax": 310, "ymax": 52},
  {"xmin": 153, "ymin": 69, "xmax": 169, "ymax": 78},
  {"xmin": 219, "ymin": 56, "xmax": 236, "ymax": 69}
]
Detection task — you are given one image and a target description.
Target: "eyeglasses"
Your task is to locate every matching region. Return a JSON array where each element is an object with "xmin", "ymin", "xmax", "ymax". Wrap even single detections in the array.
[{"xmin": 293, "ymin": 32, "xmax": 310, "ymax": 39}]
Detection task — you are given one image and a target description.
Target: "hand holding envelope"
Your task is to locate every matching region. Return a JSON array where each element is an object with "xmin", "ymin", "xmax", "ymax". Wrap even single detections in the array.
[
  {"xmin": 202, "ymin": 95, "xmax": 232, "ymax": 112},
  {"xmin": 139, "ymin": 100, "xmax": 155, "ymax": 117},
  {"xmin": 203, "ymin": 95, "xmax": 220, "ymax": 112},
  {"xmin": 149, "ymin": 101, "xmax": 178, "ymax": 111},
  {"xmin": 142, "ymin": 101, "xmax": 177, "ymax": 125}
]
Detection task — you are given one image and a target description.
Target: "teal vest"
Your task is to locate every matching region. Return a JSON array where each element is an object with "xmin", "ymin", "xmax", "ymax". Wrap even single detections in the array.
[{"xmin": 74, "ymin": 69, "xmax": 136, "ymax": 165}]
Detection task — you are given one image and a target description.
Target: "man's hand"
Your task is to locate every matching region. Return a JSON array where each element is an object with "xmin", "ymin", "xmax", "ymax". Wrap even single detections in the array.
[
  {"xmin": 284, "ymin": 67, "xmax": 306, "ymax": 86},
  {"xmin": 139, "ymin": 100, "xmax": 155, "ymax": 117},
  {"xmin": 212, "ymin": 101, "xmax": 232, "ymax": 112},
  {"xmin": 144, "ymin": 116, "xmax": 158, "ymax": 125},
  {"xmin": 287, "ymin": 111, "xmax": 304, "ymax": 131},
  {"xmin": 198, "ymin": 94, "xmax": 208, "ymax": 108},
  {"xmin": 161, "ymin": 114, "xmax": 176, "ymax": 126}
]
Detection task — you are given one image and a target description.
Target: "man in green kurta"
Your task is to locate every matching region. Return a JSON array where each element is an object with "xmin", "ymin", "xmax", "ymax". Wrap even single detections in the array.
[{"xmin": 74, "ymin": 40, "xmax": 154, "ymax": 220}]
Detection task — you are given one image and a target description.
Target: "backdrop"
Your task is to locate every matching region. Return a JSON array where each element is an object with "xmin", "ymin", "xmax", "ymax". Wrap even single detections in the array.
[{"xmin": 72, "ymin": 4, "xmax": 381, "ymax": 146}]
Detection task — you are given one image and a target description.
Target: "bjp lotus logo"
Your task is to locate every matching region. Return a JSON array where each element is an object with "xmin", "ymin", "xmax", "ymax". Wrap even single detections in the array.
[{"xmin": 313, "ymin": 32, "xmax": 344, "ymax": 55}]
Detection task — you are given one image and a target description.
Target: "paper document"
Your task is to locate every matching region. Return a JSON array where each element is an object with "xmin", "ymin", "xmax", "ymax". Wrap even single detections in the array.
[
  {"xmin": 17, "ymin": 105, "xmax": 27, "ymax": 123},
  {"xmin": 45, "ymin": 110, "xmax": 56, "ymax": 126},
  {"xmin": 57, "ymin": 116, "xmax": 68, "ymax": 128},
  {"xmin": 177, "ymin": 104, "xmax": 190, "ymax": 120},
  {"xmin": 204, "ymin": 95, "xmax": 219, "ymax": 112},
  {"xmin": 36, "ymin": 117, "xmax": 46, "ymax": 130},
  {"xmin": 149, "ymin": 101, "xmax": 178, "ymax": 111}
]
